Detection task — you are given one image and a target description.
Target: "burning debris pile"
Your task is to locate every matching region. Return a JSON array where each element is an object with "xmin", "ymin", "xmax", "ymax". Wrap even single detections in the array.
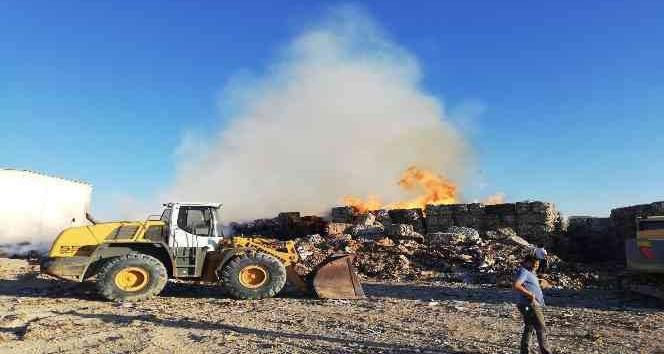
[
  {"xmin": 234, "ymin": 204, "xmax": 609, "ymax": 290},
  {"xmin": 231, "ymin": 212, "xmax": 327, "ymax": 240}
]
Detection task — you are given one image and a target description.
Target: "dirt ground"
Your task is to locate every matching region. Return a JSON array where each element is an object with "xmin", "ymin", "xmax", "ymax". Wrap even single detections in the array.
[{"xmin": 1, "ymin": 258, "xmax": 662, "ymax": 354}]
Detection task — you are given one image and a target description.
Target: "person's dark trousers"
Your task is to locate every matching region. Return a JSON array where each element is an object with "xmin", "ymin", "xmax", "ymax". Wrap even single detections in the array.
[
  {"xmin": 517, "ymin": 304, "xmax": 552, "ymax": 354},
  {"xmin": 539, "ymin": 258, "xmax": 548, "ymax": 273}
]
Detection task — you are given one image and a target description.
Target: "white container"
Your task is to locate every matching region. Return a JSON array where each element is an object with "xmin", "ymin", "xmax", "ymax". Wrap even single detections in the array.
[{"xmin": 0, "ymin": 169, "xmax": 92, "ymax": 252}]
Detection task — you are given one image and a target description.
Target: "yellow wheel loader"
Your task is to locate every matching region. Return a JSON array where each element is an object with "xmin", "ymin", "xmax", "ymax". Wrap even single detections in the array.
[
  {"xmin": 40, "ymin": 202, "xmax": 364, "ymax": 302},
  {"xmin": 624, "ymin": 215, "xmax": 664, "ymax": 299}
]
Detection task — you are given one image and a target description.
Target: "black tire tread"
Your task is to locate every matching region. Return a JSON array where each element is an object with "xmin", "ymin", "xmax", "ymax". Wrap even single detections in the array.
[
  {"xmin": 221, "ymin": 253, "xmax": 286, "ymax": 300},
  {"xmin": 95, "ymin": 252, "xmax": 168, "ymax": 302}
]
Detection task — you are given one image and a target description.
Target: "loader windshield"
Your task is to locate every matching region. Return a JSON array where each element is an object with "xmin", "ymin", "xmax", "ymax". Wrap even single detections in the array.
[
  {"xmin": 178, "ymin": 208, "xmax": 210, "ymax": 236},
  {"xmin": 212, "ymin": 208, "xmax": 224, "ymax": 238},
  {"xmin": 175, "ymin": 206, "xmax": 223, "ymax": 238}
]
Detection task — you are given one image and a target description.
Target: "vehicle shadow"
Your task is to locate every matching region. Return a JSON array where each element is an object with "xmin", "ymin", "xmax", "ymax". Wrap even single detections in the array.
[
  {"xmin": 159, "ymin": 280, "xmax": 310, "ymax": 300},
  {"xmin": 54, "ymin": 309, "xmax": 473, "ymax": 354},
  {"xmin": 2, "ymin": 272, "xmax": 661, "ymax": 310},
  {"xmin": 0, "ymin": 272, "xmax": 310, "ymax": 301},
  {"xmin": 0, "ymin": 275, "xmax": 99, "ymax": 300}
]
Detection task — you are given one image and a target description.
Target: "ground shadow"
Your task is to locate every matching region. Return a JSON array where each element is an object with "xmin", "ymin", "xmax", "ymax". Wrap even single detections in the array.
[
  {"xmin": 363, "ymin": 282, "xmax": 664, "ymax": 310},
  {"xmin": 159, "ymin": 280, "xmax": 310, "ymax": 300},
  {"xmin": 2, "ymin": 273, "xmax": 661, "ymax": 310},
  {"xmin": 0, "ymin": 276, "xmax": 98, "ymax": 300},
  {"xmin": 54, "ymin": 310, "xmax": 472, "ymax": 354},
  {"xmin": 0, "ymin": 274, "xmax": 310, "ymax": 301}
]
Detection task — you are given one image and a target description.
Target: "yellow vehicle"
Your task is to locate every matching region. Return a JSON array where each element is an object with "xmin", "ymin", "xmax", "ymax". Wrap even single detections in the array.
[
  {"xmin": 41, "ymin": 202, "xmax": 364, "ymax": 302},
  {"xmin": 626, "ymin": 215, "xmax": 664, "ymax": 273},
  {"xmin": 624, "ymin": 215, "xmax": 664, "ymax": 299}
]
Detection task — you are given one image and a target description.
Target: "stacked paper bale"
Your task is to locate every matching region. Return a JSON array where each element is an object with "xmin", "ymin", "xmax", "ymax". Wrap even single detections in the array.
[
  {"xmin": 515, "ymin": 202, "xmax": 559, "ymax": 246},
  {"xmin": 371, "ymin": 209, "xmax": 392, "ymax": 225},
  {"xmin": 388, "ymin": 208, "xmax": 426, "ymax": 234},
  {"xmin": 454, "ymin": 203, "xmax": 485, "ymax": 230},
  {"xmin": 232, "ymin": 212, "xmax": 326, "ymax": 239},
  {"xmin": 563, "ymin": 216, "xmax": 614, "ymax": 262},
  {"xmin": 483, "ymin": 203, "xmax": 517, "ymax": 231},
  {"xmin": 330, "ymin": 206, "xmax": 357, "ymax": 223},
  {"xmin": 230, "ymin": 218, "xmax": 281, "ymax": 237},
  {"xmin": 424, "ymin": 204, "xmax": 456, "ymax": 233}
]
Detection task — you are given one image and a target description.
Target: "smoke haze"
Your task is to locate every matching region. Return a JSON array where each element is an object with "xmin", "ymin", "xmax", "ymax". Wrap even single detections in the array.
[
  {"xmin": 166, "ymin": 7, "xmax": 474, "ymax": 221},
  {"xmin": 0, "ymin": 169, "xmax": 92, "ymax": 254}
]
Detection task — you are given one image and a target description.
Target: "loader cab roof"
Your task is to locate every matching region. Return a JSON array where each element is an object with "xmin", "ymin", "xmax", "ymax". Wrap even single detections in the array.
[{"xmin": 163, "ymin": 202, "xmax": 222, "ymax": 209}]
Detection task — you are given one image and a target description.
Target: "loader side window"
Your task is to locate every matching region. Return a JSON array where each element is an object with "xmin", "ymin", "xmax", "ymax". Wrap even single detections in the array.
[
  {"xmin": 144, "ymin": 225, "xmax": 167, "ymax": 242},
  {"xmin": 177, "ymin": 207, "xmax": 212, "ymax": 236},
  {"xmin": 160, "ymin": 208, "xmax": 172, "ymax": 223}
]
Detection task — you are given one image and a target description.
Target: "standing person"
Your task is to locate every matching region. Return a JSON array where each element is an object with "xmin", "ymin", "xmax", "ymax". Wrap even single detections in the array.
[
  {"xmin": 533, "ymin": 247, "xmax": 548, "ymax": 273},
  {"xmin": 513, "ymin": 255, "xmax": 552, "ymax": 354}
]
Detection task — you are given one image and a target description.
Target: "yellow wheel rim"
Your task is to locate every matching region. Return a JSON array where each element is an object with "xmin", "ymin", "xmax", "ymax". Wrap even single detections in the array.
[
  {"xmin": 238, "ymin": 265, "xmax": 268, "ymax": 288},
  {"xmin": 114, "ymin": 267, "xmax": 149, "ymax": 292}
]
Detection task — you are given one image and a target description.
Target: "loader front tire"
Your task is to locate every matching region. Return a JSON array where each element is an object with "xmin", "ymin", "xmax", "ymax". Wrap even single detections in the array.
[
  {"xmin": 221, "ymin": 253, "xmax": 286, "ymax": 299},
  {"xmin": 96, "ymin": 253, "xmax": 168, "ymax": 302}
]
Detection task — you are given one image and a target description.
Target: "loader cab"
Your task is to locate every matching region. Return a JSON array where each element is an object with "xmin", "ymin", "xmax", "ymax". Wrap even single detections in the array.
[{"xmin": 160, "ymin": 202, "xmax": 224, "ymax": 251}]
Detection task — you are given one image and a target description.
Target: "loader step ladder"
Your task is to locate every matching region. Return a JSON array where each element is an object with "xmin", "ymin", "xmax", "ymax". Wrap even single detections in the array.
[{"xmin": 173, "ymin": 247, "xmax": 207, "ymax": 277}]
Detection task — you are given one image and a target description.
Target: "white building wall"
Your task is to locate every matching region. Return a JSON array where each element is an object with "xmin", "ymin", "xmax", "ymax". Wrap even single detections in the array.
[{"xmin": 0, "ymin": 169, "xmax": 92, "ymax": 251}]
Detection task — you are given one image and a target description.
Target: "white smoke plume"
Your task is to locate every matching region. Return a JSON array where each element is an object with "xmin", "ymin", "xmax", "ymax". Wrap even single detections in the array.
[{"xmin": 166, "ymin": 6, "xmax": 473, "ymax": 222}]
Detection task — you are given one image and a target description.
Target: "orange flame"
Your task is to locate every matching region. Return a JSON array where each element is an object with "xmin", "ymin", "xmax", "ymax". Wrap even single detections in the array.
[{"xmin": 342, "ymin": 166, "xmax": 458, "ymax": 212}]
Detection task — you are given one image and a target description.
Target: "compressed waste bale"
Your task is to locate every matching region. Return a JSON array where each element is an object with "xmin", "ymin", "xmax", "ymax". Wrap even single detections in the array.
[
  {"xmin": 385, "ymin": 224, "xmax": 424, "ymax": 242},
  {"xmin": 331, "ymin": 206, "xmax": 357, "ymax": 223},
  {"xmin": 427, "ymin": 232, "xmax": 464, "ymax": 247},
  {"xmin": 386, "ymin": 224, "xmax": 414, "ymax": 237},
  {"xmin": 349, "ymin": 225, "xmax": 385, "ymax": 239},
  {"xmin": 326, "ymin": 223, "xmax": 352, "ymax": 236},
  {"xmin": 355, "ymin": 213, "xmax": 376, "ymax": 226},
  {"xmin": 372, "ymin": 209, "xmax": 392, "ymax": 225},
  {"xmin": 447, "ymin": 226, "xmax": 481, "ymax": 243},
  {"xmin": 388, "ymin": 208, "xmax": 425, "ymax": 234}
]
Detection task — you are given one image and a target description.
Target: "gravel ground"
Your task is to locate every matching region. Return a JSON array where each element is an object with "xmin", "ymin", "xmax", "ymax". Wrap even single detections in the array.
[{"xmin": 1, "ymin": 258, "xmax": 662, "ymax": 354}]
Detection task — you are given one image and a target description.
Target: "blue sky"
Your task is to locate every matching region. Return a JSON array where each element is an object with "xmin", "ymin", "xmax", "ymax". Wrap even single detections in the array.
[{"xmin": 1, "ymin": 1, "xmax": 663, "ymax": 217}]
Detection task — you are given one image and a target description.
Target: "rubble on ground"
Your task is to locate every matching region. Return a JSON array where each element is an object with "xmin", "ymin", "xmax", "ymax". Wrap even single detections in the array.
[
  {"xmin": 280, "ymin": 219, "xmax": 614, "ymax": 290},
  {"xmin": 229, "ymin": 203, "xmax": 623, "ymax": 290}
]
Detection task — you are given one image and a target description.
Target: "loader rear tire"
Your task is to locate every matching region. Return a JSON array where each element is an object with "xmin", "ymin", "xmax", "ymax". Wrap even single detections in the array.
[
  {"xmin": 221, "ymin": 253, "xmax": 286, "ymax": 299},
  {"xmin": 95, "ymin": 253, "xmax": 168, "ymax": 302}
]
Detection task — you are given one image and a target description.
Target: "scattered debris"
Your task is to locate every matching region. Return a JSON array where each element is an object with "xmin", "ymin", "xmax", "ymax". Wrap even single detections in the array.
[
  {"xmin": 278, "ymin": 221, "xmax": 614, "ymax": 290},
  {"xmin": 227, "ymin": 202, "xmax": 627, "ymax": 291}
]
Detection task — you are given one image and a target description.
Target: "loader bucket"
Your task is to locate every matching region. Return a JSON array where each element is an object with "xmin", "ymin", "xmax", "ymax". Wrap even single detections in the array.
[{"xmin": 312, "ymin": 254, "xmax": 365, "ymax": 299}]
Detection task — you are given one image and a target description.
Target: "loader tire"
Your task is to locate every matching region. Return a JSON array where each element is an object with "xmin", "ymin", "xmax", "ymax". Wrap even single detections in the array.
[
  {"xmin": 221, "ymin": 253, "xmax": 286, "ymax": 299},
  {"xmin": 95, "ymin": 253, "xmax": 168, "ymax": 302}
]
